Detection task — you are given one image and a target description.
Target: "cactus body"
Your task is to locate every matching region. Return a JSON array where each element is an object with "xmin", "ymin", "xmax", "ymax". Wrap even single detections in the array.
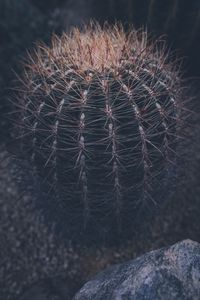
[{"xmin": 15, "ymin": 25, "xmax": 183, "ymax": 242}]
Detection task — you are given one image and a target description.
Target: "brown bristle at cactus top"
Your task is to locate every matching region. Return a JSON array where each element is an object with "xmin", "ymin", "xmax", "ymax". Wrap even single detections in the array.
[
  {"xmin": 13, "ymin": 23, "xmax": 185, "ymax": 244},
  {"xmin": 25, "ymin": 23, "xmax": 175, "ymax": 76}
]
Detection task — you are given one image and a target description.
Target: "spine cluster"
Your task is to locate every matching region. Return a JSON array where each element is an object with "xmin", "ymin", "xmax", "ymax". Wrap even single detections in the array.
[{"xmin": 14, "ymin": 24, "xmax": 183, "ymax": 242}]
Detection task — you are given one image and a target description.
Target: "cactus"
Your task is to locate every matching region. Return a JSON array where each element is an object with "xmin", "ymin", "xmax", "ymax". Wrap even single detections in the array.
[{"xmin": 14, "ymin": 24, "xmax": 183, "ymax": 243}]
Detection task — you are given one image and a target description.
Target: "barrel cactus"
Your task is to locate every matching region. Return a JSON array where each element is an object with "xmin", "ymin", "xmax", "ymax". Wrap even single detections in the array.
[{"xmin": 13, "ymin": 24, "xmax": 184, "ymax": 243}]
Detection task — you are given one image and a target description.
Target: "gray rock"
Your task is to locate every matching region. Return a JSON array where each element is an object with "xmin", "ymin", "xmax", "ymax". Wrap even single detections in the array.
[{"xmin": 74, "ymin": 240, "xmax": 200, "ymax": 300}]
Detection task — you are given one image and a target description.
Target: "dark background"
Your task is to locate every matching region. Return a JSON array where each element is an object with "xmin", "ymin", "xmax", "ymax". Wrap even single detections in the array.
[{"xmin": 0, "ymin": 1, "xmax": 200, "ymax": 299}]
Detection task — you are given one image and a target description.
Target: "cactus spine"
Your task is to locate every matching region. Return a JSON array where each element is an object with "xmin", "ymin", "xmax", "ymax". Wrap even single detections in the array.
[{"xmin": 14, "ymin": 24, "xmax": 183, "ymax": 242}]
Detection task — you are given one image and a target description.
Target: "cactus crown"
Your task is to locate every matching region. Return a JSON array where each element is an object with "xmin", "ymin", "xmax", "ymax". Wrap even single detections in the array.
[
  {"xmin": 46, "ymin": 24, "xmax": 147, "ymax": 71},
  {"xmin": 15, "ymin": 24, "xmax": 183, "ymax": 243}
]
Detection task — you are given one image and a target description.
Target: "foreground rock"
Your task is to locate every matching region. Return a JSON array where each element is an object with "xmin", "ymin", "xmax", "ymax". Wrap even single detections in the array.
[{"xmin": 74, "ymin": 240, "xmax": 200, "ymax": 300}]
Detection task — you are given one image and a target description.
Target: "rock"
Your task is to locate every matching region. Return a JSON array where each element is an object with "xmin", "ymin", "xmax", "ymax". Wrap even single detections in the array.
[{"xmin": 74, "ymin": 240, "xmax": 200, "ymax": 300}]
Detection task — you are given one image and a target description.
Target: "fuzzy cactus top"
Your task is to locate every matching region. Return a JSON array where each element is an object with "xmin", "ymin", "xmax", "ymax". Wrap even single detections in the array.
[{"xmin": 14, "ymin": 24, "xmax": 183, "ymax": 243}]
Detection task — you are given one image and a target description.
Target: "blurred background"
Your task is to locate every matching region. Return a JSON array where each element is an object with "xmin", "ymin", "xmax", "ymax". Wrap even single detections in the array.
[{"xmin": 0, "ymin": 1, "xmax": 200, "ymax": 299}]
